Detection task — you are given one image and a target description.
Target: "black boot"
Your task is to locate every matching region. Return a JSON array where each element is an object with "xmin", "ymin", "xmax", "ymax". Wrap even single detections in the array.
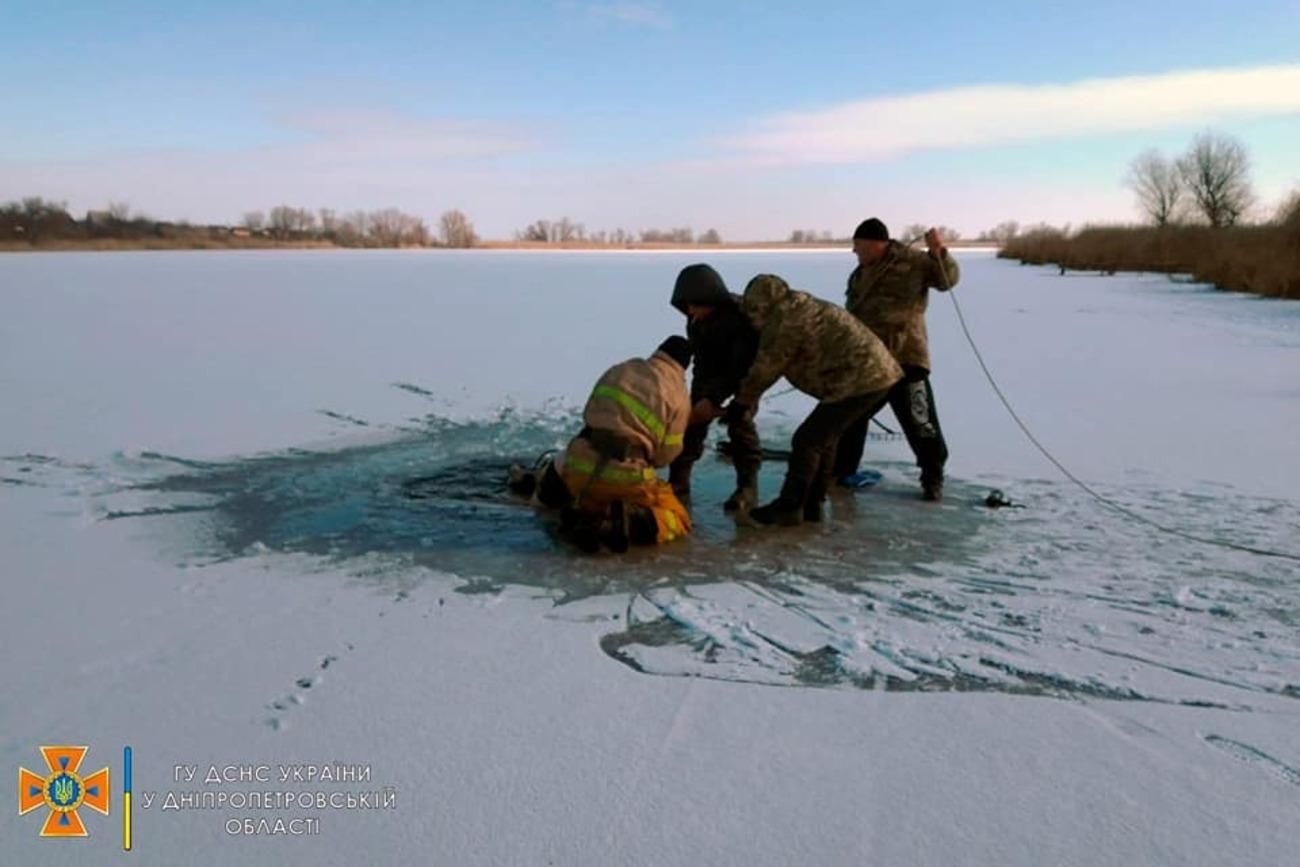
[
  {"xmin": 921, "ymin": 470, "xmax": 944, "ymax": 502},
  {"xmin": 668, "ymin": 462, "xmax": 692, "ymax": 498},
  {"xmin": 561, "ymin": 506, "xmax": 602, "ymax": 553},
  {"xmin": 749, "ymin": 497, "xmax": 803, "ymax": 526},
  {"xmin": 723, "ymin": 464, "xmax": 759, "ymax": 514},
  {"xmin": 626, "ymin": 505, "xmax": 659, "ymax": 546},
  {"xmin": 603, "ymin": 500, "xmax": 630, "ymax": 553},
  {"xmin": 803, "ymin": 469, "xmax": 832, "ymax": 522},
  {"xmin": 803, "ymin": 498, "xmax": 824, "ymax": 522},
  {"xmin": 507, "ymin": 465, "xmax": 537, "ymax": 497}
]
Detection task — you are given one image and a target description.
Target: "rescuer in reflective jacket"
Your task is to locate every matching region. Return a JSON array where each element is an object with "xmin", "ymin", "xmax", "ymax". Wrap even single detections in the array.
[{"xmin": 507, "ymin": 336, "xmax": 694, "ymax": 553}]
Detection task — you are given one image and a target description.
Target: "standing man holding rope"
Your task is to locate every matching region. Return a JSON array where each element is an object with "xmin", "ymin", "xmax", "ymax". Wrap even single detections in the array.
[{"xmin": 833, "ymin": 217, "xmax": 961, "ymax": 501}]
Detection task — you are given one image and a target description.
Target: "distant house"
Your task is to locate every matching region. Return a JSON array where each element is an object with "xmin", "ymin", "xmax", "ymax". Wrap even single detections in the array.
[{"xmin": 230, "ymin": 227, "xmax": 251, "ymax": 238}]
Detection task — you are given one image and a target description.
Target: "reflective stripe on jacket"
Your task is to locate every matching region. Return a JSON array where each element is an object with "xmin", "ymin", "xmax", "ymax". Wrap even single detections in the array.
[{"xmin": 580, "ymin": 350, "xmax": 690, "ymax": 468}]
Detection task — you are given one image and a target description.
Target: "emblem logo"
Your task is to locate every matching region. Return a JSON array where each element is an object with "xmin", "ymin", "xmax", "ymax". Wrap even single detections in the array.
[{"xmin": 18, "ymin": 746, "xmax": 110, "ymax": 837}]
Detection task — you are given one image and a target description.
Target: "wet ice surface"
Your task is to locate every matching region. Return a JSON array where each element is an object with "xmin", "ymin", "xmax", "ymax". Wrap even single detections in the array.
[
  {"xmin": 4, "ymin": 250, "xmax": 1297, "ymax": 715},
  {"xmin": 10, "ymin": 399, "xmax": 1296, "ymax": 713}
]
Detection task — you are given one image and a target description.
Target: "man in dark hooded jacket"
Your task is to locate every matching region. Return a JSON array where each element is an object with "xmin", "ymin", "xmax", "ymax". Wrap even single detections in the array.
[{"xmin": 668, "ymin": 264, "xmax": 762, "ymax": 512}]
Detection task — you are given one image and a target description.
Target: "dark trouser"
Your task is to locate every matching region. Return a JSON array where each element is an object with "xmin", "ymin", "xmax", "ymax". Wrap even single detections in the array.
[
  {"xmin": 535, "ymin": 461, "xmax": 573, "ymax": 509},
  {"xmin": 834, "ymin": 366, "xmax": 948, "ymax": 483},
  {"xmin": 779, "ymin": 390, "xmax": 891, "ymax": 508},
  {"xmin": 670, "ymin": 402, "xmax": 761, "ymax": 487},
  {"xmin": 521, "ymin": 460, "xmax": 658, "ymax": 549}
]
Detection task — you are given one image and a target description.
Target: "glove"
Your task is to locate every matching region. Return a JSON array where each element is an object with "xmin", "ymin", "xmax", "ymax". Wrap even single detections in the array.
[{"xmin": 722, "ymin": 402, "xmax": 751, "ymax": 426}]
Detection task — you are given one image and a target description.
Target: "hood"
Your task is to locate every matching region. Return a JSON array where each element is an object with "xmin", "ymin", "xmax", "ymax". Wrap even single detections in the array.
[
  {"xmin": 671, "ymin": 263, "xmax": 733, "ymax": 314},
  {"xmin": 741, "ymin": 274, "xmax": 791, "ymax": 321}
]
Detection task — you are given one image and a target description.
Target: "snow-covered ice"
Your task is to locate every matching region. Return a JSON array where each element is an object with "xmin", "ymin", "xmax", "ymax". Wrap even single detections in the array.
[{"xmin": 2, "ymin": 249, "xmax": 1297, "ymax": 865}]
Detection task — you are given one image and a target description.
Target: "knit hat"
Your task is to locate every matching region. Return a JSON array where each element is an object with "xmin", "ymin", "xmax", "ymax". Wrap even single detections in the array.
[
  {"xmin": 852, "ymin": 218, "xmax": 889, "ymax": 242},
  {"xmin": 656, "ymin": 335, "xmax": 692, "ymax": 370}
]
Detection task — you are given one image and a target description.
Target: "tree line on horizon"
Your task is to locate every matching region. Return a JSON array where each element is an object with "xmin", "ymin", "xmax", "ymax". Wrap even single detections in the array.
[
  {"xmin": 240, "ymin": 206, "xmax": 479, "ymax": 248},
  {"xmin": 2, "ymin": 201, "xmax": 983, "ymax": 249},
  {"xmin": 513, "ymin": 218, "xmax": 723, "ymax": 245},
  {"xmin": 0, "ymin": 198, "xmax": 481, "ymax": 248}
]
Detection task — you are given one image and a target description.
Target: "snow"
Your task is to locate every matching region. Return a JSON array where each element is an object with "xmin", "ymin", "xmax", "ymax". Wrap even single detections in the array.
[{"xmin": 2, "ymin": 249, "xmax": 1298, "ymax": 865}]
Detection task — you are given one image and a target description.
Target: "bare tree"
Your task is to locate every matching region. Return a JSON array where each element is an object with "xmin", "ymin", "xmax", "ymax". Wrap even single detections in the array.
[
  {"xmin": 934, "ymin": 225, "xmax": 962, "ymax": 244},
  {"xmin": 406, "ymin": 216, "xmax": 430, "ymax": 246},
  {"xmin": 1274, "ymin": 189, "xmax": 1300, "ymax": 227},
  {"xmin": 371, "ymin": 209, "xmax": 402, "ymax": 246},
  {"xmin": 21, "ymin": 197, "xmax": 68, "ymax": 219},
  {"xmin": 439, "ymin": 209, "xmax": 477, "ymax": 248},
  {"xmin": 318, "ymin": 208, "xmax": 338, "ymax": 237},
  {"xmin": 107, "ymin": 201, "xmax": 131, "ymax": 221},
  {"xmin": 243, "ymin": 211, "xmax": 266, "ymax": 232},
  {"xmin": 267, "ymin": 206, "xmax": 293, "ymax": 238},
  {"xmin": 267, "ymin": 206, "xmax": 317, "ymax": 237},
  {"xmin": 901, "ymin": 223, "xmax": 927, "ymax": 242},
  {"xmin": 981, "ymin": 221, "xmax": 1020, "ymax": 244},
  {"xmin": 1126, "ymin": 150, "xmax": 1183, "ymax": 226},
  {"xmin": 338, "ymin": 211, "xmax": 369, "ymax": 245},
  {"xmin": 368, "ymin": 208, "xmax": 427, "ymax": 246},
  {"xmin": 519, "ymin": 220, "xmax": 551, "ymax": 243},
  {"xmin": 556, "ymin": 217, "xmax": 573, "ymax": 242},
  {"xmin": 699, "ymin": 228, "xmax": 722, "ymax": 244},
  {"xmin": 1177, "ymin": 132, "xmax": 1254, "ymax": 227}
]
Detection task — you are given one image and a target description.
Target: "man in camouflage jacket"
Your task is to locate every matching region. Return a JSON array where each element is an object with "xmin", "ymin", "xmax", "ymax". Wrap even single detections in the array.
[
  {"xmin": 725, "ymin": 274, "xmax": 902, "ymax": 526},
  {"xmin": 834, "ymin": 217, "xmax": 960, "ymax": 500}
]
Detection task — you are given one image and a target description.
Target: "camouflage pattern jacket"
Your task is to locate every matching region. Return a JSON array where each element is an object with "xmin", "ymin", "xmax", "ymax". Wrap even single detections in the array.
[
  {"xmin": 846, "ymin": 241, "xmax": 960, "ymax": 371},
  {"xmin": 736, "ymin": 275, "xmax": 903, "ymax": 406}
]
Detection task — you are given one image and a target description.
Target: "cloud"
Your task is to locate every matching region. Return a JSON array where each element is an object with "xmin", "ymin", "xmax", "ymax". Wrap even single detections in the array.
[
  {"xmin": 723, "ymin": 64, "xmax": 1300, "ymax": 164},
  {"xmin": 586, "ymin": 1, "xmax": 672, "ymax": 28}
]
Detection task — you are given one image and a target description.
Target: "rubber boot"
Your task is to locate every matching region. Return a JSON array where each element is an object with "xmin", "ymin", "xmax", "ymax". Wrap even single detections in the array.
[
  {"xmin": 921, "ymin": 469, "xmax": 944, "ymax": 503},
  {"xmin": 803, "ymin": 471, "xmax": 830, "ymax": 522},
  {"xmin": 803, "ymin": 497, "xmax": 825, "ymax": 523},
  {"xmin": 627, "ymin": 505, "xmax": 659, "ymax": 546},
  {"xmin": 603, "ymin": 500, "xmax": 630, "ymax": 554},
  {"xmin": 723, "ymin": 464, "xmax": 759, "ymax": 514},
  {"xmin": 561, "ymin": 506, "xmax": 602, "ymax": 553},
  {"xmin": 668, "ymin": 462, "xmax": 692, "ymax": 499},
  {"xmin": 749, "ymin": 497, "xmax": 803, "ymax": 526},
  {"xmin": 507, "ymin": 465, "xmax": 537, "ymax": 497}
]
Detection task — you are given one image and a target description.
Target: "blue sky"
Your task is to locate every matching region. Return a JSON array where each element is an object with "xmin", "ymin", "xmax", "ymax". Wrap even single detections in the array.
[{"xmin": 3, "ymin": 1, "xmax": 1298, "ymax": 237}]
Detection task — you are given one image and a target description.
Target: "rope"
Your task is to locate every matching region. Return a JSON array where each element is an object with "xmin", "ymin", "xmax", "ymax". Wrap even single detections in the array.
[
  {"xmin": 763, "ymin": 383, "xmax": 900, "ymax": 439},
  {"xmin": 946, "ymin": 288, "xmax": 1300, "ymax": 563}
]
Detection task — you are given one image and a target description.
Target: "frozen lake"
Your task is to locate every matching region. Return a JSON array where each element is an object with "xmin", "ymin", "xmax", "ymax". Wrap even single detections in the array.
[{"xmin": 2, "ymin": 249, "xmax": 1298, "ymax": 865}]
